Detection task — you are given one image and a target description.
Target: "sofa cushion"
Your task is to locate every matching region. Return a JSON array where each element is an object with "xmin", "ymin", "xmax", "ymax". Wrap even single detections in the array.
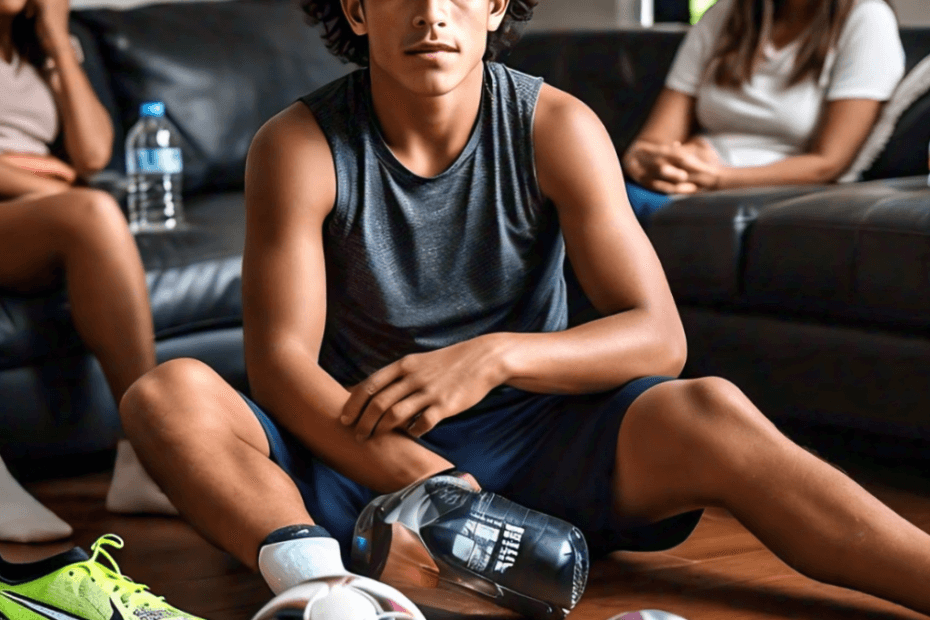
[
  {"xmin": 0, "ymin": 193, "xmax": 246, "ymax": 370},
  {"xmin": 859, "ymin": 84, "xmax": 930, "ymax": 181},
  {"xmin": 74, "ymin": 0, "xmax": 356, "ymax": 196},
  {"xmin": 857, "ymin": 28, "xmax": 930, "ymax": 181},
  {"xmin": 647, "ymin": 186, "xmax": 833, "ymax": 305},
  {"xmin": 840, "ymin": 53, "xmax": 930, "ymax": 182},
  {"xmin": 742, "ymin": 177, "xmax": 930, "ymax": 329}
]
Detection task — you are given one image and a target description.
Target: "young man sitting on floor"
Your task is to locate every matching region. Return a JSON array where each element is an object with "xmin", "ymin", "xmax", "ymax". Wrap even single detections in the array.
[{"xmin": 117, "ymin": 0, "xmax": 930, "ymax": 617}]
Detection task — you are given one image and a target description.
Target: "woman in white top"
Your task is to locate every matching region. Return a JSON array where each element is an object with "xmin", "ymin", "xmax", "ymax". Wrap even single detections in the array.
[
  {"xmin": 0, "ymin": 0, "xmax": 175, "ymax": 543},
  {"xmin": 621, "ymin": 0, "xmax": 905, "ymax": 219}
]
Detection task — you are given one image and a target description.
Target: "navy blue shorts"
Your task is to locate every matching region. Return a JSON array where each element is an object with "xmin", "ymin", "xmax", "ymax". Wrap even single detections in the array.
[{"xmin": 240, "ymin": 376, "xmax": 703, "ymax": 561}]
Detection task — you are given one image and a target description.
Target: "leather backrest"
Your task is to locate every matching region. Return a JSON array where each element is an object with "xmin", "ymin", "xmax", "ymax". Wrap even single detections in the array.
[
  {"xmin": 503, "ymin": 28, "xmax": 687, "ymax": 157},
  {"xmin": 74, "ymin": 0, "xmax": 356, "ymax": 196}
]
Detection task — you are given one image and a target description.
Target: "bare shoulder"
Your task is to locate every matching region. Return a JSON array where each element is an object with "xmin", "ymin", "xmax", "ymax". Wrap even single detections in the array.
[
  {"xmin": 532, "ymin": 83, "xmax": 622, "ymax": 210},
  {"xmin": 533, "ymin": 83, "xmax": 605, "ymax": 142},
  {"xmin": 245, "ymin": 101, "xmax": 336, "ymax": 227}
]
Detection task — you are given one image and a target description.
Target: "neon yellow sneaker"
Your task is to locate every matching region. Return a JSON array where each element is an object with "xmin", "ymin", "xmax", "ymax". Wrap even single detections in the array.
[{"xmin": 0, "ymin": 534, "xmax": 205, "ymax": 620}]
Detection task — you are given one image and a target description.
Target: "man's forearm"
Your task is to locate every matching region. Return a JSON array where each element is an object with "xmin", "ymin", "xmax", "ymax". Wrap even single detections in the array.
[
  {"xmin": 248, "ymin": 346, "xmax": 453, "ymax": 494},
  {"xmin": 494, "ymin": 307, "xmax": 686, "ymax": 394}
]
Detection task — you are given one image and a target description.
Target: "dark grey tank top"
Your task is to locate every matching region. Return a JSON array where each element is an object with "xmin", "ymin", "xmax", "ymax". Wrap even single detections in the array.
[{"xmin": 300, "ymin": 62, "xmax": 567, "ymax": 386}]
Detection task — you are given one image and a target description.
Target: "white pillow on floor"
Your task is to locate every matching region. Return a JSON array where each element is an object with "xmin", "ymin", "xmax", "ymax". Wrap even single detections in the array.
[{"xmin": 839, "ymin": 54, "xmax": 930, "ymax": 183}]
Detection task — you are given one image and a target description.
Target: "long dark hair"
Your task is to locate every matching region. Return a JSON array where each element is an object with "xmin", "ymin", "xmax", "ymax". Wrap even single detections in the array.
[
  {"xmin": 10, "ymin": 12, "xmax": 47, "ymax": 71},
  {"xmin": 299, "ymin": 0, "xmax": 538, "ymax": 66},
  {"xmin": 710, "ymin": 0, "xmax": 894, "ymax": 88}
]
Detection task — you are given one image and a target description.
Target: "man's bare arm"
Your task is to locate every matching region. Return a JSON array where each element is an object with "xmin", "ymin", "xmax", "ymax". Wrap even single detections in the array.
[
  {"xmin": 493, "ymin": 84, "xmax": 688, "ymax": 393},
  {"xmin": 242, "ymin": 104, "xmax": 452, "ymax": 493}
]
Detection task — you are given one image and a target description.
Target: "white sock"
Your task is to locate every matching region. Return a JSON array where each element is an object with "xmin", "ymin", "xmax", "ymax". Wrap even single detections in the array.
[
  {"xmin": 259, "ymin": 537, "xmax": 349, "ymax": 595},
  {"xmin": 105, "ymin": 439, "xmax": 178, "ymax": 515},
  {"xmin": 0, "ymin": 457, "xmax": 73, "ymax": 543}
]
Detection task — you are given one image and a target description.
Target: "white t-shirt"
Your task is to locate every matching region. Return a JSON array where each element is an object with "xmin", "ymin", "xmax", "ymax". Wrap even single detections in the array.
[
  {"xmin": 664, "ymin": 0, "xmax": 905, "ymax": 168},
  {"xmin": 0, "ymin": 53, "xmax": 59, "ymax": 155}
]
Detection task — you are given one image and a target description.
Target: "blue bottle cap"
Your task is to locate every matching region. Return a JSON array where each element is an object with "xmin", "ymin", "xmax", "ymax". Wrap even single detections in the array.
[{"xmin": 140, "ymin": 101, "xmax": 166, "ymax": 117}]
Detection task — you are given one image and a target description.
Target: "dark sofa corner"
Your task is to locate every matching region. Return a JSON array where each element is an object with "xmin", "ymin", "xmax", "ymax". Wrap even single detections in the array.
[{"xmin": 1, "ymin": 1, "xmax": 928, "ymax": 466}]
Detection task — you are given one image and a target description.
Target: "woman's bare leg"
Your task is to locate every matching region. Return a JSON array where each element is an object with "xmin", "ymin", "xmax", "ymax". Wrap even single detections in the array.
[
  {"xmin": 0, "ymin": 189, "xmax": 171, "ymax": 526},
  {"xmin": 613, "ymin": 377, "xmax": 930, "ymax": 615},
  {"xmin": 0, "ymin": 189, "xmax": 154, "ymax": 398}
]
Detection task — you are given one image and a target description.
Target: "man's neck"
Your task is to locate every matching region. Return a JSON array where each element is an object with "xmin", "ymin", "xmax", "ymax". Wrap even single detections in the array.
[{"xmin": 368, "ymin": 61, "xmax": 485, "ymax": 178}]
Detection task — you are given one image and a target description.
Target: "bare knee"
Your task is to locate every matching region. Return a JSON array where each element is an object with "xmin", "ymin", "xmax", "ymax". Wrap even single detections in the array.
[
  {"xmin": 617, "ymin": 377, "xmax": 778, "ymax": 511},
  {"xmin": 120, "ymin": 358, "xmax": 220, "ymax": 439},
  {"xmin": 53, "ymin": 189, "xmax": 129, "ymax": 246},
  {"xmin": 626, "ymin": 377, "xmax": 754, "ymax": 447}
]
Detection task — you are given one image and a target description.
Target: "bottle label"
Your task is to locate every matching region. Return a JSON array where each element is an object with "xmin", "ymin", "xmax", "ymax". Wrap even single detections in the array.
[{"xmin": 134, "ymin": 147, "xmax": 183, "ymax": 174}]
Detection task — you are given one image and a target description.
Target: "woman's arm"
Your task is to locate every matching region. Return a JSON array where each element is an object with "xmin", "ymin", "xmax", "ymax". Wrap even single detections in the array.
[
  {"xmin": 32, "ymin": 0, "xmax": 114, "ymax": 176},
  {"xmin": 669, "ymin": 98, "xmax": 884, "ymax": 191},
  {"xmin": 0, "ymin": 157, "xmax": 72, "ymax": 199}
]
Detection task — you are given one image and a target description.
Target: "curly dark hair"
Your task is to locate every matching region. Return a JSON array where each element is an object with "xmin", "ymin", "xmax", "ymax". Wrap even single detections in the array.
[{"xmin": 299, "ymin": 0, "xmax": 538, "ymax": 66}]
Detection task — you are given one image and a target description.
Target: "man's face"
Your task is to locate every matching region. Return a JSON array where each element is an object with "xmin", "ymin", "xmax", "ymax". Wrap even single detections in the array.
[{"xmin": 343, "ymin": 0, "xmax": 508, "ymax": 96}]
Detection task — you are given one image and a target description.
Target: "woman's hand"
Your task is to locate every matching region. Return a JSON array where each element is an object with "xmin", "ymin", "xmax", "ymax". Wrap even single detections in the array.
[
  {"xmin": 340, "ymin": 336, "xmax": 508, "ymax": 441},
  {"xmin": 0, "ymin": 153, "xmax": 77, "ymax": 184},
  {"xmin": 624, "ymin": 138, "xmax": 725, "ymax": 194},
  {"xmin": 623, "ymin": 142, "xmax": 698, "ymax": 194},
  {"xmin": 25, "ymin": 0, "xmax": 72, "ymax": 57},
  {"xmin": 664, "ymin": 138, "xmax": 725, "ymax": 192}
]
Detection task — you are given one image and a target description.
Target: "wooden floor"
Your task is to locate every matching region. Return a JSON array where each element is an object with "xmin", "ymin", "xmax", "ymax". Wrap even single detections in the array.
[{"xmin": 4, "ymin": 436, "xmax": 930, "ymax": 620}]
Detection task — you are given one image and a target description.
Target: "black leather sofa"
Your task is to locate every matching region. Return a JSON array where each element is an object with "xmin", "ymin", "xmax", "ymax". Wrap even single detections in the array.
[
  {"xmin": 2, "ymin": 0, "xmax": 929, "ymax": 464},
  {"xmin": 507, "ymin": 29, "xmax": 930, "ymax": 447}
]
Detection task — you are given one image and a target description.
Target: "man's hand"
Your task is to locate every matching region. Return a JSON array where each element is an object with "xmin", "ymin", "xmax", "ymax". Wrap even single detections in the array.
[
  {"xmin": 0, "ymin": 153, "xmax": 77, "ymax": 184},
  {"xmin": 340, "ymin": 336, "xmax": 508, "ymax": 441}
]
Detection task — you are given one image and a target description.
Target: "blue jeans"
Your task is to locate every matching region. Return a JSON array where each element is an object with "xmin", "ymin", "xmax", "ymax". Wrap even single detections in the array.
[{"xmin": 626, "ymin": 181, "xmax": 672, "ymax": 226}]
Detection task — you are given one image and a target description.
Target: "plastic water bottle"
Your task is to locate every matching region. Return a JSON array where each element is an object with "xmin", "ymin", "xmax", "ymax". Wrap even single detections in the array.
[{"xmin": 125, "ymin": 101, "xmax": 185, "ymax": 232}]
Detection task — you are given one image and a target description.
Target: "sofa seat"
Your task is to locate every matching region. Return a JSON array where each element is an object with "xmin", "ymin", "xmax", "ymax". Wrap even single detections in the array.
[
  {"xmin": 650, "ymin": 177, "xmax": 930, "ymax": 332},
  {"xmin": 743, "ymin": 177, "xmax": 930, "ymax": 331},
  {"xmin": 647, "ymin": 186, "xmax": 836, "ymax": 305}
]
